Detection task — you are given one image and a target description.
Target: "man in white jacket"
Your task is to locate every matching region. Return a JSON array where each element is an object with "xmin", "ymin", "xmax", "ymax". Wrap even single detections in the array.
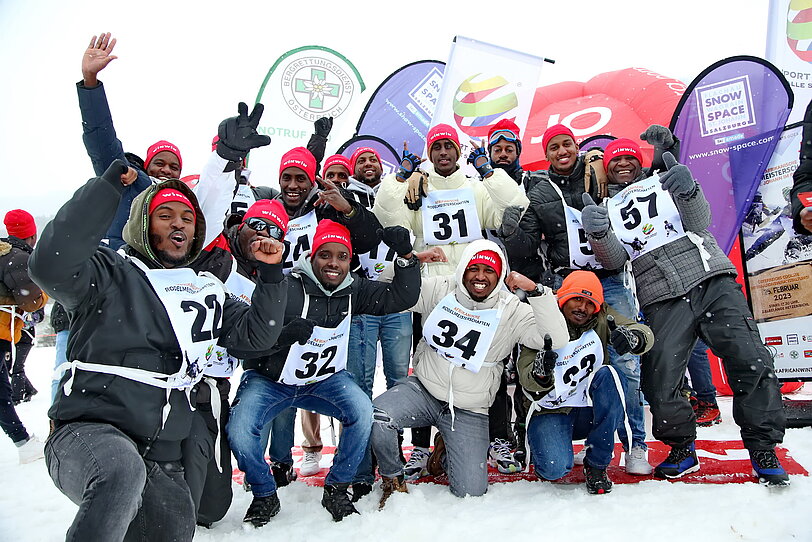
[{"xmin": 371, "ymin": 240, "xmax": 568, "ymax": 506}]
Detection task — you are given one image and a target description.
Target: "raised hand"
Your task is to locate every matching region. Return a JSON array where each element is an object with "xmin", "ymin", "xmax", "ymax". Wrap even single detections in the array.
[
  {"xmin": 532, "ymin": 334, "xmax": 558, "ymax": 378},
  {"xmin": 581, "ymin": 193, "xmax": 609, "ymax": 237},
  {"xmin": 250, "ymin": 237, "xmax": 285, "ymax": 265},
  {"xmin": 640, "ymin": 124, "xmax": 675, "ymax": 149},
  {"xmin": 216, "ymin": 102, "xmax": 272, "ymax": 162},
  {"xmin": 497, "ymin": 205, "xmax": 523, "ymax": 238},
  {"xmin": 659, "ymin": 152, "xmax": 697, "ymax": 198},
  {"xmin": 404, "ymin": 171, "xmax": 428, "ymax": 211},
  {"xmin": 379, "ymin": 226, "xmax": 413, "ymax": 257},
  {"xmin": 396, "ymin": 141, "xmax": 425, "ymax": 182},
  {"xmin": 277, "ymin": 317, "xmax": 317, "ymax": 347},
  {"xmin": 82, "ymin": 33, "xmax": 118, "ymax": 86},
  {"xmin": 314, "ymin": 117, "xmax": 333, "ymax": 138},
  {"xmin": 313, "ymin": 178, "xmax": 352, "ymax": 214},
  {"xmin": 467, "ymin": 139, "xmax": 494, "ymax": 178}
]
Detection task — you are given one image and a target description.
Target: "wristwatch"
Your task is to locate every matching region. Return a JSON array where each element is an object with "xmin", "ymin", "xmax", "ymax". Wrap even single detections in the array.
[
  {"xmin": 395, "ymin": 254, "xmax": 418, "ymax": 268},
  {"xmin": 525, "ymin": 283, "xmax": 546, "ymax": 297}
]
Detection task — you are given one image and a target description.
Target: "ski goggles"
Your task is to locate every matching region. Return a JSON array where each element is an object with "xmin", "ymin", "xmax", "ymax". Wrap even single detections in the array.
[
  {"xmin": 244, "ymin": 217, "xmax": 285, "ymax": 241},
  {"xmin": 488, "ymin": 129, "xmax": 520, "ymax": 147}
]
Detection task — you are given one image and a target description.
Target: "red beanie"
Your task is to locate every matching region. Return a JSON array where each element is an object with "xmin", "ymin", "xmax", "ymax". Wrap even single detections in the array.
[
  {"xmin": 280, "ymin": 147, "xmax": 317, "ymax": 185},
  {"xmin": 349, "ymin": 147, "xmax": 382, "ymax": 176},
  {"xmin": 243, "ymin": 199, "xmax": 289, "ymax": 233},
  {"xmin": 3, "ymin": 209, "xmax": 36, "ymax": 239},
  {"xmin": 311, "ymin": 219, "xmax": 352, "ymax": 257},
  {"xmin": 322, "ymin": 154, "xmax": 352, "ymax": 178},
  {"xmin": 145, "ymin": 140, "xmax": 183, "ymax": 171},
  {"xmin": 427, "ymin": 124, "xmax": 461, "ymax": 154},
  {"xmin": 148, "ymin": 188, "xmax": 196, "ymax": 219},
  {"xmin": 542, "ymin": 124, "xmax": 576, "ymax": 154},
  {"xmin": 468, "ymin": 250, "xmax": 502, "ymax": 276},
  {"xmin": 557, "ymin": 270, "xmax": 604, "ymax": 312},
  {"xmin": 603, "ymin": 138, "xmax": 644, "ymax": 169},
  {"xmin": 488, "ymin": 119, "xmax": 521, "ymax": 147}
]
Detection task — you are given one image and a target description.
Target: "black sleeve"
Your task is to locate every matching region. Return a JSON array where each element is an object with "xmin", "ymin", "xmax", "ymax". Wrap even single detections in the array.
[
  {"xmin": 352, "ymin": 259, "xmax": 421, "ymax": 316},
  {"xmin": 791, "ymin": 160, "xmax": 812, "ymax": 235}
]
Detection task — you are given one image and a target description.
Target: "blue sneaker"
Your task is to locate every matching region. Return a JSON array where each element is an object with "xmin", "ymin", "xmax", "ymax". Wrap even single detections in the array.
[
  {"xmin": 750, "ymin": 449, "xmax": 790, "ymax": 488},
  {"xmin": 654, "ymin": 442, "xmax": 700, "ymax": 479}
]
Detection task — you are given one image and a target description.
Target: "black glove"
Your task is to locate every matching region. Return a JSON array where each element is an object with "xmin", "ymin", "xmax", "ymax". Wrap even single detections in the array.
[
  {"xmin": 314, "ymin": 117, "xmax": 333, "ymax": 138},
  {"xmin": 397, "ymin": 149, "xmax": 422, "ymax": 181},
  {"xmin": 659, "ymin": 152, "xmax": 697, "ymax": 198},
  {"xmin": 640, "ymin": 124, "xmax": 674, "ymax": 149},
  {"xmin": 467, "ymin": 146, "xmax": 494, "ymax": 178},
  {"xmin": 277, "ymin": 318, "xmax": 317, "ymax": 347},
  {"xmin": 497, "ymin": 205, "xmax": 523, "ymax": 238},
  {"xmin": 216, "ymin": 102, "xmax": 271, "ymax": 163},
  {"xmin": 581, "ymin": 193, "xmax": 610, "ymax": 237},
  {"xmin": 607, "ymin": 314, "xmax": 642, "ymax": 356},
  {"xmin": 532, "ymin": 334, "xmax": 558, "ymax": 378},
  {"xmin": 379, "ymin": 226, "xmax": 412, "ymax": 257}
]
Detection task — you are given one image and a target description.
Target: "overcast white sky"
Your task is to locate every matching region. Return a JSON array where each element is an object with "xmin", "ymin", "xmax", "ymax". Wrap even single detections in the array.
[{"xmin": 0, "ymin": 0, "xmax": 771, "ymax": 224}]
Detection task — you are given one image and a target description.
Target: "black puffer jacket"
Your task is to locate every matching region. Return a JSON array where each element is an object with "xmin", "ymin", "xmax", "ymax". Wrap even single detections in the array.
[{"xmin": 30, "ymin": 162, "xmax": 288, "ymax": 462}]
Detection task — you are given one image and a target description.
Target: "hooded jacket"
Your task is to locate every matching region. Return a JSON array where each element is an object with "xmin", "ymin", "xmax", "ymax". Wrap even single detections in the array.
[
  {"xmin": 373, "ymin": 165, "xmax": 529, "ymax": 277},
  {"xmin": 29, "ymin": 161, "xmax": 288, "ymax": 462},
  {"xmin": 0, "ymin": 236, "xmax": 47, "ymax": 343},
  {"xmin": 409, "ymin": 239, "xmax": 568, "ymax": 414}
]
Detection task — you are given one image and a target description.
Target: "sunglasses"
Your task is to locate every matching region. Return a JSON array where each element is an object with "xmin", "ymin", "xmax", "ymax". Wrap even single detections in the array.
[{"xmin": 245, "ymin": 217, "xmax": 284, "ymax": 240}]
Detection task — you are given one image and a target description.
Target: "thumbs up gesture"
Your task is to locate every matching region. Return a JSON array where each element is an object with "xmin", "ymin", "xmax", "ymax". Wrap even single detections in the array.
[{"xmin": 532, "ymin": 334, "xmax": 558, "ymax": 378}]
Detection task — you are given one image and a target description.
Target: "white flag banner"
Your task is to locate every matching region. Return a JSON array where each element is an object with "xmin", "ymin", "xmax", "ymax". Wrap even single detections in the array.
[
  {"xmin": 430, "ymin": 36, "xmax": 545, "ymax": 173},
  {"xmin": 767, "ymin": 0, "xmax": 812, "ymax": 123},
  {"xmin": 247, "ymin": 46, "xmax": 366, "ymax": 189}
]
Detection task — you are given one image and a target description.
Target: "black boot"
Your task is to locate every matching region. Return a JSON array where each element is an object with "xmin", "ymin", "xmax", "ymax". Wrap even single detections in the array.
[
  {"xmin": 583, "ymin": 462, "xmax": 613, "ymax": 495},
  {"xmin": 243, "ymin": 493, "xmax": 281, "ymax": 528},
  {"xmin": 271, "ymin": 462, "xmax": 297, "ymax": 487},
  {"xmin": 322, "ymin": 483, "xmax": 358, "ymax": 522}
]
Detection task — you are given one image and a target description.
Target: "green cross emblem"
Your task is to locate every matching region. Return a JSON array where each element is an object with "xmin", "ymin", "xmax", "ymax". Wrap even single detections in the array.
[{"xmin": 294, "ymin": 68, "xmax": 340, "ymax": 109}]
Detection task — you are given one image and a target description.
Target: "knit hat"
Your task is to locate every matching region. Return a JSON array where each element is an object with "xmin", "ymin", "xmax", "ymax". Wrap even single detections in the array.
[
  {"xmin": 488, "ymin": 119, "xmax": 522, "ymax": 154},
  {"xmin": 603, "ymin": 138, "xmax": 644, "ymax": 169},
  {"xmin": 556, "ymin": 270, "xmax": 604, "ymax": 312},
  {"xmin": 468, "ymin": 250, "xmax": 502, "ymax": 276},
  {"xmin": 322, "ymin": 154, "xmax": 352, "ymax": 178},
  {"xmin": 243, "ymin": 199, "xmax": 289, "ymax": 233},
  {"xmin": 349, "ymin": 147, "xmax": 382, "ymax": 176},
  {"xmin": 311, "ymin": 219, "xmax": 352, "ymax": 258},
  {"xmin": 145, "ymin": 140, "xmax": 183, "ymax": 172},
  {"xmin": 3, "ymin": 209, "xmax": 36, "ymax": 239},
  {"xmin": 279, "ymin": 147, "xmax": 317, "ymax": 185},
  {"xmin": 427, "ymin": 124, "xmax": 461, "ymax": 154},
  {"xmin": 542, "ymin": 124, "xmax": 576, "ymax": 154},
  {"xmin": 148, "ymin": 188, "xmax": 196, "ymax": 219}
]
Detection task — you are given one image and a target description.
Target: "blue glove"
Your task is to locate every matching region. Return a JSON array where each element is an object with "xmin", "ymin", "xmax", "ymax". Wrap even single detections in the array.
[
  {"xmin": 581, "ymin": 193, "xmax": 610, "ymax": 237},
  {"xmin": 467, "ymin": 146, "xmax": 494, "ymax": 178},
  {"xmin": 659, "ymin": 152, "xmax": 697, "ymax": 198},
  {"xmin": 397, "ymin": 149, "xmax": 422, "ymax": 181}
]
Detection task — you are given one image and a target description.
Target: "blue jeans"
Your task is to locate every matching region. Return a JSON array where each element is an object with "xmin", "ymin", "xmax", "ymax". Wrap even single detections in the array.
[
  {"xmin": 46, "ymin": 422, "xmax": 195, "ymax": 542},
  {"xmin": 347, "ymin": 313, "xmax": 412, "ymax": 398},
  {"xmin": 528, "ymin": 366, "xmax": 626, "ymax": 479},
  {"xmin": 687, "ymin": 339, "xmax": 717, "ymax": 403},
  {"xmin": 228, "ymin": 370, "xmax": 372, "ymax": 497},
  {"xmin": 600, "ymin": 272, "xmax": 646, "ymax": 450},
  {"xmin": 371, "ymin": 376, "xmax": 491, "ymax": 497},
  {"xmin": 52, "ymin": 329, "xmax": 69, "ymax": 404}
]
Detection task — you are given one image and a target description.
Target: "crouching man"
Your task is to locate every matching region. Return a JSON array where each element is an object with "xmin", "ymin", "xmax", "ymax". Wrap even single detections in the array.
[
  {"xmin": 228, "ymin": 220, "xmax": 420, "ymax": 526},
  {"xmin": 518, "ymin": 271, "xmax": 653, "ymax": 494}
]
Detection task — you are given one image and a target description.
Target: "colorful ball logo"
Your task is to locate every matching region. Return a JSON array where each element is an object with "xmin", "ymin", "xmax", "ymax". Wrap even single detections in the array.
[
  {"xmin": 786, "ymin": 0, "xmax": 812, "ymax": 63},
  {"xmin": 452, "ymin": 73, "xmax": 519, "ymax": 138},
  {"xmin": 642, "ymin": 223, "xmax": 654, "ymax": 235}
]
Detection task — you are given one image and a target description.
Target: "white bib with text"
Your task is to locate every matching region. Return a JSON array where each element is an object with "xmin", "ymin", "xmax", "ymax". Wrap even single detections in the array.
[
  {"xmin": 421, "ymin": 187, "xmax": 483, "ymax": 245},
  {"xmin": 538, "ymin": 329, "xmax": 603, "ymax": 409},
  {"xmin": 283, "ymin": 210, "xmax": 318, "ymax": 273},
  {"xmin": 231, "ymin": 184, "xmax": 257, "ymax": 217}
]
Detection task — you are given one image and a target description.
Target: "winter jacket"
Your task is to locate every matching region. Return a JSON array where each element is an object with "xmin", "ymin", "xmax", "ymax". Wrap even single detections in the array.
[
  {"xmin": 588, "ymin": 175, "xmax": 736, "ymax": 308},
  {"xmin": 373, "ymin": 165, "xmax": 529, "ymax": 277},
  {"xmin": 0, "ymin": 237, "xmax": 47, "ymax": 343},
  {"xmin": 791, "ymin": 159, "xmax": 812, "ymax": 235},
  {"xmin": 517, "ymin": 305, "xmax": 653, "ymax": 416},
  {"xmin": 50, "ymin": 301, "xmax": 70, "ymax": 333},
  {"xmin": 76, "ymin": 80, "xmax": 153, "ymax": 250},
  {"xmin": 242, "ymin": 248, "xmax": 421, "ymax": 382},
  {"xmin": 29, "ymin": 162, "xmax": 288, "ymax": 462},
  {"xmin": 409, "ymin": 240, "xmax": 568, "ymax": 415}
]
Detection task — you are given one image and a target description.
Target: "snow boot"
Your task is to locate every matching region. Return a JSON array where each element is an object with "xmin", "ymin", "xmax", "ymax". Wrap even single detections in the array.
[
  {"xmin": 378, "ymin": 474, "xmax": 408, "ymax": 510},
  {"xmin": 322, "ymin": 483, "xmax": 358, "ymax": 522},
  {"xmin": 271, "ymin": 461, "xmax": 297, "ymax": 487},
  {"xmin": 243, "ymin": 493, "xmax": 280, "ymax": 528},
  {"xmin": 750, "ymin": 449, "xmax": 790, "ymax": 488},
  {"xmin": 583, "ymin": 461, "xmax": 612, "ymax": 494},
  {"xmin": 695, "ymin": 400, "xmax": 722, "ymax": 426},
  {"xmin": 653, "ymin": 442, "xmax": 700, "ymax": 479},
  {"xmin": 403, "ymin": 447, "xmax": 430, "ymax": 480}
]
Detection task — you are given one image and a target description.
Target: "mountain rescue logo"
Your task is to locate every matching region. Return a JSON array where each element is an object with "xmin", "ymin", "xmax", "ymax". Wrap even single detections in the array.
[
  {"xmin": 452, "ymin": 73, "xmax": 519, "ymax": 138},
  {"xmin": 281, "ymin": 56, "xmax": 355, "ymax": 121}
]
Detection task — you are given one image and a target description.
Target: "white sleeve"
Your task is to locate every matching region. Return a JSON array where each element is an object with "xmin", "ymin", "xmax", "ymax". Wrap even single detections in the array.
[{"xmin": 193, "ymin": 151, "xmax": 236, "ymax": 247}]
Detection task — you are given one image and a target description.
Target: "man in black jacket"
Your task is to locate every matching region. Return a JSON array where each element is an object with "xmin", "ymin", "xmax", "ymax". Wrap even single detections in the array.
[
  {"xmin": 228, "ymin": 219, "xmax": 420, "ymax": 527},
  {"xmin": 30, "ymin": 160, "xmax": 289, "ymax": 542}
]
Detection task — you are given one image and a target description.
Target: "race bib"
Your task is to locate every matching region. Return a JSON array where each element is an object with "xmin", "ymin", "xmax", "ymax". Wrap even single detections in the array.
[
  {"xmin": 564, "ymin": 206, "xmax": 603, "ymax": 271},
  {"xmin": 231, "ymin": 184, "xmax": 256, "ymax": 216},
  {"xmin": 358, "ymin": 239, "xmax": 398, "ymax": 281},
  {"xmin": 422, "ymin": 187, "xmax": 483, "ymax": 245},
  {"xmin": 421, "ymin": 293, "xmax": 502, "ymax": 373},
  {"xmin": 283, "ymin": 210, "xmax": 318, "ymax": 273},
  {"xmin": 538, "ymin": 329, "xmax": 603, "ymax": 409},
  {"xmin": 279, "ymin": 294, "xmax": 351, "ymax": 385},
  {"xmin": 607, "ymin": 175, "xmax": 686, "ymax": 259}
]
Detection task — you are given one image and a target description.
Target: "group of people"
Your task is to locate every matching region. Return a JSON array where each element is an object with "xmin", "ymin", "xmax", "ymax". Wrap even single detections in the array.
[{"xmin": 1, "ymin": 31, "xmax": 808, "ymax": 541}]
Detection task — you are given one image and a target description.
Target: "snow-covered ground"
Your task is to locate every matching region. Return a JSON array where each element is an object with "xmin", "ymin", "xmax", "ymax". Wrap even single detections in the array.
[{"xmin": 2, "ymin": 345, "xmax": 812, "ymax": 542}]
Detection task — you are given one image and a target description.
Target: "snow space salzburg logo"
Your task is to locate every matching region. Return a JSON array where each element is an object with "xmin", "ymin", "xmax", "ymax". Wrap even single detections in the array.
[{"xmin": 280, "ymin": 51, "xmax": 357, "ymax": 122}]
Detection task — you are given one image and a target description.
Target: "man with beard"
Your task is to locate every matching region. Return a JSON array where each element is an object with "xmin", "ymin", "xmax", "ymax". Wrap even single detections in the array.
[
  {"xmin": 517, "ymin": 271, "xmax": 653, "ymax": 495},
  {"xmin": 228, "ymin": 220, "xmax": 421, "ymax": 526},
  {"xmin": 371, "ymin": 240, "xmax": 568, "ymax": 506},
  {"xmin": 582, "ymin": 140, "xmax": 789, "ymax": 487},
  {"xmin": 30, "ymin": 160, "xmax": 289, "ymax": 541}
]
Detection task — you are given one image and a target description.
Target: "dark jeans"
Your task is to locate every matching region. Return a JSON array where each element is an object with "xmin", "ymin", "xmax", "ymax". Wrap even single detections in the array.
[
  {"xmin": 641, "ymin": 275, "xmax": 785, "ymax": 450},
  {"xmin": 46, "ymin": 422, "xmax": 195, "ymax": 542},
  {"xmin": 0, "ymin": 343, "xmax": 28, "ymax": 444}
]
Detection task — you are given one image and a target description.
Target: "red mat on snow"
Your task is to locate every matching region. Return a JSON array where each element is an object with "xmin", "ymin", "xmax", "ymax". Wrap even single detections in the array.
[{"xmin": 232, "ymin": 440, "xmax": 807, "ymax": 487}]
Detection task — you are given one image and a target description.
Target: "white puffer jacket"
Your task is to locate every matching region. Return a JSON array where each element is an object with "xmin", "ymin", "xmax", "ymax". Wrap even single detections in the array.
[
  {"xmin": 411, "ymin": 240, "xmax": 569, "ymax": 415},
  {"xmin": 373, "ymin": 164, "xmax": 529, "ymax": 277}
]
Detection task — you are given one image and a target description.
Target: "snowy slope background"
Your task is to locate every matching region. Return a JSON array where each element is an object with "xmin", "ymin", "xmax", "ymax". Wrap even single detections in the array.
[{"xmin": 2, "ymin": 344, "xmax": 812, "ymax": 542}]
